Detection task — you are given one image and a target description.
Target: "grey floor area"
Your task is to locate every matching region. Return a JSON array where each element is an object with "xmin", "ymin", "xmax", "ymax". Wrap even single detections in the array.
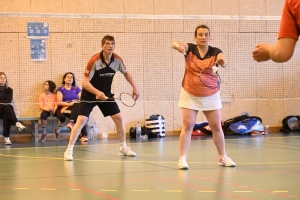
[{"xmin": 0, "ymin": 132, "xmax": 300, "ymax": 200}]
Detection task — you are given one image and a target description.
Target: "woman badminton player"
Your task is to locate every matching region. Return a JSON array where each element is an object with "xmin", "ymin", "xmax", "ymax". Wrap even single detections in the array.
[{"xmin": 172, "ymin": 25, "xmax": 236, "ymax": 169}]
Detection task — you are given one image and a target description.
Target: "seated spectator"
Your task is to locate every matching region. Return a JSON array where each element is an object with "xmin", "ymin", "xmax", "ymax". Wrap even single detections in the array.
[
  {"xmin": 56, "ymin": 72, "xmax": 88, "ymax": 142},
  {"xmin": 38, "ymin": 80, "xmax": 60, "ymax": 142},
  {"xmin": 0, "ymin": 72, "xmax": 25, "ymax": 145}
]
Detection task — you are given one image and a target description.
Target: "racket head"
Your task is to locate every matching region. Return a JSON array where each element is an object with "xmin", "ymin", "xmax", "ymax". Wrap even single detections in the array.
[
  {"xmin": 199, "ymin": 68, "xmax": 221, "ymax": 89},
  {"xmin": 119, "ymin": 92, "xmax": 136, "ymax": 107}
]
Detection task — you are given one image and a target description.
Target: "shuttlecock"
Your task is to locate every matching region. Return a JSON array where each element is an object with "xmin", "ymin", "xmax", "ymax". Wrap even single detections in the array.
[{"xmin": 212, "ymin": 66, "xmax": 218, "ymax": 74}]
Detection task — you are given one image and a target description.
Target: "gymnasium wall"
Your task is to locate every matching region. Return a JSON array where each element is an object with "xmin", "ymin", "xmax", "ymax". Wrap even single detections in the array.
[{"xmin": 1, "ymin": 0, "xmax": 298, "ymax": 135}]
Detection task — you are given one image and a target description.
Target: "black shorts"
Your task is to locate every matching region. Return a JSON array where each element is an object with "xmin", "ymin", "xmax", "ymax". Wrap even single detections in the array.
[{"xmin": 78, "ymin": 101, "xmax": 120, "ymax": 117}]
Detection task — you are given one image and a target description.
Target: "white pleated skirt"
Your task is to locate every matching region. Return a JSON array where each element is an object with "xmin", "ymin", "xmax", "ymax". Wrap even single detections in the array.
[{"xmin": 178, "ymin": 88, "xmax": 222, "ymax": 111}]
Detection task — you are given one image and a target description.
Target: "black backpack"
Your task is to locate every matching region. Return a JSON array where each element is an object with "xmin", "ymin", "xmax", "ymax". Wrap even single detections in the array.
[
  {"xmin": 129, "ymin": 126, "xmax": 155, "ymax": 138},
  {"xmin": 223, "ymin": 114, "xmax": 262, "ymax": 135},
  {"xmin": 281, "ymin": 115, "xmax": 300, "ymax": 131}
]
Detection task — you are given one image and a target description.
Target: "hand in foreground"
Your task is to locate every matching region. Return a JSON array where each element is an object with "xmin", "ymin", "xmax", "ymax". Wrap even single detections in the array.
[{"xmin": 252, "ymin": 43, "xmax": 272, "ymax": 62}]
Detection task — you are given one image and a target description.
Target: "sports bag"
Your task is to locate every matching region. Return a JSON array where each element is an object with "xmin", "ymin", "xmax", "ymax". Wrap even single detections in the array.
[
  {"xmin": 228, "ymin": 118, "xmax": 264, "ymax": 135},
  {"xmin": 145, "ymin": 115, "xmax": 165, "ymax": 137},
  {"xmin": 193, "ymin": 122, "xmax": 212, "ymax": 135},
  {"xmin": 281, "ymin": 115, "xmax": 300, "ymax": 131},
  {"xmin": 129, "ymin": 126, "xmax": 151, "ymax": 138},
  {"xmin": 223, "ymin": 114, "xmax": 262, "ymax": 135}
]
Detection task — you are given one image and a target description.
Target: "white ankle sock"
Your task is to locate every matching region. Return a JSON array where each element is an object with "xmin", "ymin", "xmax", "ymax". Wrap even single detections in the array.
[
  {"xmin": 67, "ymin": 144, "xmax": 74, "ymax": 151},
  {"xmin": 120, "ymin": 142, "xmax": 126, "ymax": 148}
]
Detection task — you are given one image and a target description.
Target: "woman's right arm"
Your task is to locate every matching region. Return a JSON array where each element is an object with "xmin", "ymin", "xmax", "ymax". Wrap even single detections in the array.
[{"xmin": 172, "ymin": 41, "xmax": 188, "ymax": 54}]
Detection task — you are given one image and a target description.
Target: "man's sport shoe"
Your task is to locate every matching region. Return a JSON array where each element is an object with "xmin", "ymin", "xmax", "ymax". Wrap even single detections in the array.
[
  {"xmin": 4, "ymin": 137, "xmax": 12, "ymax": 145},
  {"xmin": 178, "ymin": 155, "xmax": 189, "ymax": 170},
  {"xmin": 64, "ymin": 149, "xmax": 73, "ymax": 161},
  {"xmin": 119, "ymin": 146, "xmax": 136, "ymax": 157},
  {"xmin": 218, "ymin": 154, "xmax": 236, "ymax": 167},
  {"xmin": 16, "ymin": 122, "xmax": 25, "ymax": 131}
]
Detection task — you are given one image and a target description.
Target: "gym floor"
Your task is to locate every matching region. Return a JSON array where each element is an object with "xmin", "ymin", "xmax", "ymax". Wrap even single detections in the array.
[{"xmin": 0, "ymin": 132, "xmax": 299, "ymax": 200}]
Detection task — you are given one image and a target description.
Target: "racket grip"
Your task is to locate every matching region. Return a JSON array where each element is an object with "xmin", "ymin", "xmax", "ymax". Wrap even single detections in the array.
[
  {"xmin": 212, "ymin": 66, "xmax": 219, "ymax": 74},
  {"xmin": 95, "ymin": 96, "xmax": 109, "ymax": 100}
]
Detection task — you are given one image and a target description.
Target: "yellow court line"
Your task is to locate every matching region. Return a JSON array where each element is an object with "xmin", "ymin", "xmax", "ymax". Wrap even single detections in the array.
[
  {"xmin": 234, "ymin": 191, "xmax": 253, "ymax": 193},
  {"xmin": 14, "ymin": 188, "xmax": 29, "ymax": 190},
  {"xmin": 70, "ymin": 189, "xmax": 82, "ymax": 191},
  {"xmin": 41, "ymin": 188, "xmax": 57, "ymax": 191}
]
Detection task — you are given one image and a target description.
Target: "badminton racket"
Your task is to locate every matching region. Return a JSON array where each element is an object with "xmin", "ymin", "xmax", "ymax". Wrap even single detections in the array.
[
  {"xmin": 96, "ymin": 92, "xmax": 136, "ymax": 107},
  {"xmin": 174, "ymin": 43, "xmax": 221, "ymax": 89}
]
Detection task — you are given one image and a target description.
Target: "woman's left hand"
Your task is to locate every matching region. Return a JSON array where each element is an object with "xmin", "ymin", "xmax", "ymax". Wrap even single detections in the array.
[{"xmin": 215, "ymin": 58, "xmax": 227, "ymax": 67}]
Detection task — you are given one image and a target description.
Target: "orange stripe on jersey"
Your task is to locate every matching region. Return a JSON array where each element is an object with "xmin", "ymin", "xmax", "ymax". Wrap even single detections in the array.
[{"xmin": 84, "ymin": 53, "xmax": 100, "ymax": 77}]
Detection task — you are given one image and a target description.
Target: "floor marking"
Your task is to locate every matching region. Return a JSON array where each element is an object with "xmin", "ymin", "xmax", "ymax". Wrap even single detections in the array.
[
  {"xmin": 234, "ymin": 191, "xmax": 253, "ymax": 193},
  {"xmin": 273, "ymin": 191, "xmax": 288, "ymax": 193},
  {"xmin": 14, "ymin": 188, "xmax": 29, "ymax": 190},
  {"xmin": 132, "ymin": 190, "xmax": 149, "ymax": 192},
  {"xmin": 41, "ymin": 188, "xmax": 57, "ymax": 190},
  {"xmin": 199, "ymin": 191, "xmax": 217, "ymax": 193},
  {"xmin": 1, "ymin": 152, "xmax": 300, "ymax": 166},
  {"xmin": 0, "ymin": 134, "xmax": 299, "ymax": 151},
  {"xmin": 70, "ymin": 189, "xmax": 82, "ymax": 191},
  {"xmin": 100, "ymin": 190, "xmax": 118, "ymax": 192},
  {"xmin": 166, "ymin": 190, "xmax": 183, "ymax": 192}
]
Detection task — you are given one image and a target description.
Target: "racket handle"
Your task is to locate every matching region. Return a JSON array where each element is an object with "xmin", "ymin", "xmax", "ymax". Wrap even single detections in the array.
[
  {"xmin": 95, "ymin": 96, "xmax": 109, "ymax": 100},
  {"xmin": 212, "ymin": 66, "xmax": 219, "ymax": 74}
]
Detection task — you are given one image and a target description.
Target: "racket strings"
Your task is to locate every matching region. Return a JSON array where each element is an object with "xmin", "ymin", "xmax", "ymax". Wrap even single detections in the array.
[
  {"xmin": 185, "ymin": 54, "xmax": 221, "ymax": 89},
  {"xmin": 119, "ymin": 93, "xmax": 136, "ymax": 107}
]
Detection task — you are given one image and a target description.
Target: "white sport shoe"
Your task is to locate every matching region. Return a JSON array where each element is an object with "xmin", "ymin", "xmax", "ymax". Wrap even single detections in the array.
[
  {"xmin": 119, "ymin": 146, "xmax": 136, "ymax": 157},
  {"xmin": 4, "ymin": 137, "xmax": 12, "ymax": 145},
  {"xmin": 218, "ymin": 154, "xmax": 236, "ymax": 167},
  {"xmin": 64, "ymin": 149, "xmax": 73, "ymax": 161},
  {"xmin": 16, "ymin": 122, "xmax": 25, "ymax": 131},
  {"xmin": 178, "ymin": 155, "xmax": 189, "ymax": 170}
]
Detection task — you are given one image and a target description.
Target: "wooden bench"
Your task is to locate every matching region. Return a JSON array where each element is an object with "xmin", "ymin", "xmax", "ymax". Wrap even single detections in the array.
[
  {"xmin": 0, "ymin": 116, "xmax": 59, "ymax": 143},
  {"xmin": 17, "ymin": 116, "xmax": 61, "ymax": 143}
]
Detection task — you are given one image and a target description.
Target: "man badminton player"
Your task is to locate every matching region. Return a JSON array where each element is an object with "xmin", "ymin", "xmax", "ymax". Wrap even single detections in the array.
[
  {"xmin": 64, "ymin": 35, "xmax": 139, "ymax": 161},
  {"xmin": 172, "ymin": 25, "xmax": 236, "ymax": 169},
  {"xmin": 252, "ymin": 0, "xmax": 300, "ymax": 62}
]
